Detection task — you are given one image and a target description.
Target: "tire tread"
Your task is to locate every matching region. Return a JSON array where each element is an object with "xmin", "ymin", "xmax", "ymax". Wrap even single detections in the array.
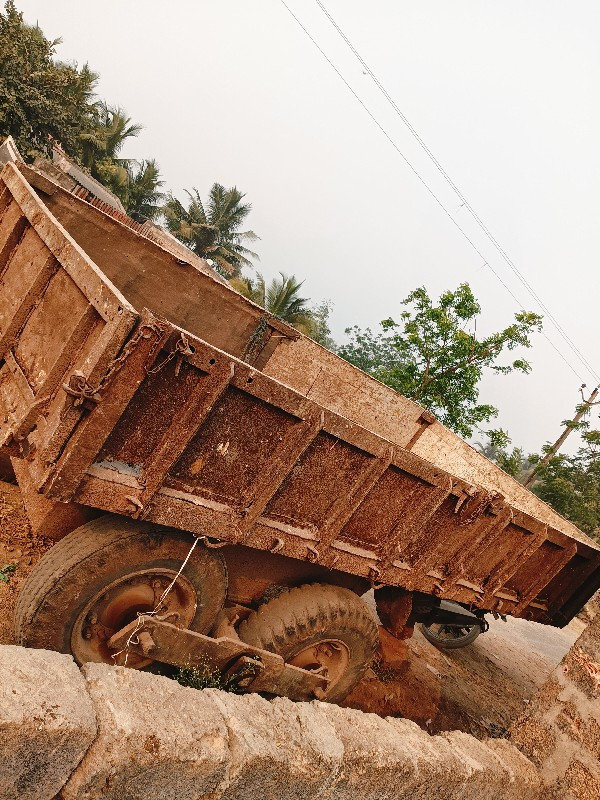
[{"xmin": 238, "ymin": 583, "xmax": 378, "ymax": 701}]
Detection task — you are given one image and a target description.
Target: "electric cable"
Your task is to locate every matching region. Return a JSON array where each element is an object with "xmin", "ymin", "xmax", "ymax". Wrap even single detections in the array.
[
  {"xmin": 313, "ymin": 0, "xmax": 599, "ymax": 383},
  {"xmin": 277, "ymin": 0, "xmax": 588, "ymax": 383}
]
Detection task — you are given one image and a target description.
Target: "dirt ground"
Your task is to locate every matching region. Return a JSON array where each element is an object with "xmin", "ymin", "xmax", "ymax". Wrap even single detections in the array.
[
  {"xmin": 342, "ymin": 608, "xmax": 584, "ymax": 736},
  {"xmin": 0, "ymin": 480, "xmax": 55, "ymax": 646},
  {"xmin": 0, "ymin": 479, "xmax": 585, "ymax": 738}
]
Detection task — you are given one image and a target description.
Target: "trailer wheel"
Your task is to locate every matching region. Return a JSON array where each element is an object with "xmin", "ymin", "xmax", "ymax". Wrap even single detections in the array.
[
  {"xmin": 14, "ymin": 515, "xmax": 227, "ymax": 668},
  {"xmin": 238, "ymin": 583, "xmax": 379, "ymax": 702},
  {"xmin": 419, "ymin": 622, "xmax": 481, "ymax": 649}
]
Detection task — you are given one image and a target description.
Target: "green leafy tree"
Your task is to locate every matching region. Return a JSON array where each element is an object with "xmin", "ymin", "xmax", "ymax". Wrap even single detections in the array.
[
  {"xmin": 306, "ymin": 299, "xmax": 336, "ymax": 350},
  {"xmin": 339, "ymin": 283, "xmax": 543, "ymax": 438},
  {"xmin": 124, "ymin": 159, "xmax": 165, "ymax": 221},
  {"xmin": 0, "ymin": 1, "xmax": 97, "ymax": 160},
  {"xmin": 530, "ymin": 431, "xmax": 600, "ymax": 541},
  {"xmin": 478, "ymin": 428, "xmax": 532, "ymax": 479},
  {"xmin": 263, "ymin": 272, "xmax": 311, "ymax": 326},
  {"xmin": 79, "ymin": 103, "xmax": 142, "ymax": 168},
  {"xmin": 164, "ymin": 184, "xmax": 259, "ymax": 277},
  {"xmin": 230, "ymin": 272, "xmax": 265, "ymax": 306},
  {"xmin": 335, "ymin": 324, "xmax": 398, "ymax": 374}
]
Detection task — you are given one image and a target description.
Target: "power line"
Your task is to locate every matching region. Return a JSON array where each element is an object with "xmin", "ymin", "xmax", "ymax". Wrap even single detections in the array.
[
  {"xmin": 277, "ymin": 0, "xmax": 588, "ymax": 384},
  {"xmin": 314, "ymin": 0, "xmax": 600, "ymax": 384}
]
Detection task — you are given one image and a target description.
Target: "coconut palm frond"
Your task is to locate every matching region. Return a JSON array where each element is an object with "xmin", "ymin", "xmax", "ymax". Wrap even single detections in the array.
[
  {"xmin": 124, "ymin": 159, "xmax": 165, "ymax": 220},
  {"xmin": 165, "ymin": 182, "xmax": 259, "ymax": 276}
]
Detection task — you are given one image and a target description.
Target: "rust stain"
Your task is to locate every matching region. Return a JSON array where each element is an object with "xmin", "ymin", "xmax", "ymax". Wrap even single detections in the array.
[{"xmin": 189, "ymin": 456, "xmax": 204, "ymax": 476}]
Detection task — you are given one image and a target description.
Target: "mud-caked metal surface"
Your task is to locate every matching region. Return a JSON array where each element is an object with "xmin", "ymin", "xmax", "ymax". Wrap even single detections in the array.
[{"xmin": 1, "ymin": 160, "xmax": 599, "ymax": 632}]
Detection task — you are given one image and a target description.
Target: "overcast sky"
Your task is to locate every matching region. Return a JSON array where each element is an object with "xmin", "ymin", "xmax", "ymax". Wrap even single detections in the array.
[{"xmin": 16, "ymin": 0, "xmax": 600, "ymax": 455}]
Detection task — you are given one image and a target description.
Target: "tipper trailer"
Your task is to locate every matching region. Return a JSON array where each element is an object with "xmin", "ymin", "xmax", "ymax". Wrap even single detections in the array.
[{"xmin": 1, "ymin": 161, "xmax": 598, "ymax": 701}]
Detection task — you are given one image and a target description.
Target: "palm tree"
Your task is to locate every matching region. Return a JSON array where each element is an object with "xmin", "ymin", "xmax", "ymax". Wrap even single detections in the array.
[
  {"xmin": 79, "ymin": 103, "xmax": 142, "ymax": 169},
  {"xmin": 124, "ymin": 159, "xmax": 165, "ymax": 221},
  {"xmin": 78, "ymin": 104, "xmax": 142, "ymax": 202},
  {"xmin": 163, "ymin": 184, "xmax": 259, "ymax": 277},
  {"xmin": 231, "ymin": 272, "xmax": 313, "ymax": 330}
]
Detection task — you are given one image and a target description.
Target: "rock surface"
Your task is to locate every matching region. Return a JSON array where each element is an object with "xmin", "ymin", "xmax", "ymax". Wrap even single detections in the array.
[
  {"xmin": 0, "ymin": 646, "xmax": 96, "ymax": 800},
  {"xmin": 510, "ymin": 610, "xmax": 600, "ymax": 800},
  {"xmin": 57, "ymin": 662, "xmax": 541, "ymax": 800},
  {"xmin": 61, "ymin": 664, "xmax": 230, "ymax": 800},
  {"xmin": 206, "ymin": 691, "xmax": 343, "ymax": 800}
]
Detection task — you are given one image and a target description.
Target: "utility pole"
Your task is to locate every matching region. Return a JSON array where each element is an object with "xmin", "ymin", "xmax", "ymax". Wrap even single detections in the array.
[{"xmin": 523, "ymin": 384, "xmax": 600, "ymax": 488}]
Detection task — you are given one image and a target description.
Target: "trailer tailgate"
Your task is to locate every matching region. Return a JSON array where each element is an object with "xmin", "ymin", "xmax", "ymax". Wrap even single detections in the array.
[{"xmin": 0, "ymin": 163, "xmax": 137, "ymax": 485}]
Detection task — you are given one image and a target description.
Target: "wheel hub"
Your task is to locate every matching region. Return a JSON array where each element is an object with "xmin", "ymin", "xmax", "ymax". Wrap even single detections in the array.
[
  {"xmin": 71, "ymin": 569, "xmax": 197, "ymax": 667},
  {"xmin": 288, "ymin": 639, "xmax": 350, "ymax": 695}
]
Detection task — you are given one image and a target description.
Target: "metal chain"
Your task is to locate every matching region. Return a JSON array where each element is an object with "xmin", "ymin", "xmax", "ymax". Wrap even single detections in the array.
[
  {"xmin": 147, "ymin": 332, "xmax": 195, "ymax": 376},
  {"xmin": 96, "ymin": 322, "xmax": 165, "ymax": 394},
  {"xmin": 61, "ymin": 322, "xmax": 165, "ymax": 408}
]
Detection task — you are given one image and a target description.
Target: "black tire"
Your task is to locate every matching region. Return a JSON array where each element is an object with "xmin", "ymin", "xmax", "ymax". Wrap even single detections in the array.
[
  {"xmin": 238, "ymin": 583, "xmax": 379, "ymax": 702},
  {"xmin": 419, "ymin": 621, "xmax": 481, "ymax": 650},
  {"xmin": 14, "ymin": 515, "xmax": 227, "ymax": 665}
]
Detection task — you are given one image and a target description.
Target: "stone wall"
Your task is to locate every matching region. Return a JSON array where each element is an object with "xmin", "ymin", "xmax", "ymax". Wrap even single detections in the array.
[
  {"xmin": 0, "ymin": 645, "xmax": 541, "ymax": 800},
  {"xmin": 510, "ymin": 609, "xmax": 600, "ymax": 800}
]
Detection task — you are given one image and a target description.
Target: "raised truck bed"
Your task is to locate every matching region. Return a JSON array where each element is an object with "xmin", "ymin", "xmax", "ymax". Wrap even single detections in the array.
[{"xmin": 1, "ymin": 160, "xmax": 598, "ymax": 700}]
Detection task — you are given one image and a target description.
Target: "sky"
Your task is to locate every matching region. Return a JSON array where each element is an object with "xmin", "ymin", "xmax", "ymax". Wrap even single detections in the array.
[{"xmin": 15, "ymin": 0, "xmax": 600, "ymax": 455}]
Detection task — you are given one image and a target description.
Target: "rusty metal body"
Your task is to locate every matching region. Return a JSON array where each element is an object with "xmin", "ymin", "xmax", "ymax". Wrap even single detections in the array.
[{"xmin": 1, "ymin": 160, "xmax": 599, "ymax": 638}]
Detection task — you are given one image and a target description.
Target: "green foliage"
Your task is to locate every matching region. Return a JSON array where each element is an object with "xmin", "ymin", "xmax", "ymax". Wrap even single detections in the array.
[
  {"xmin": 233, "ymin": 271, "xmax": 311, "ymax": 323},
  {"xmin": 0, "ymin": 1, "xmax": 97, "ymax": 160},
  {"xmin": 78, "ymin": 102, "xmax": 142, "ymax": 170},
  {"xmin": 164, "ymin": 185, "xmax": 259, "ymax": 277},
  {"xmin": 305, "ymin": 299, "xmax": 336, "ymax": 350},
  {"xmin": 77, "ymin": 102, "xmax": 145, "ymax": 204},
  {"xmin": 174, "ymin": 660, "xmax": 259, "ymax": 693},
  {"xmin": 478, "ymin": 429, "xmax": 532, "ymax": 480},
  {"xmin": 339, "ymin": 283, "xmax": 543, "ymax": 438},
  {"xmin": 123, "ymin": 159, "xmax": 165, "ymax": 221},
  {"xmin": 263, "ymin": 272, "xmax": 310, "ymax": 324},
  {"xmin": 530, "ymin": 430, "xmax": 600, "ymax": 541},
  {"xmin": 231, "ymin": 272, "xmax": 335, "ymax": 346},
  {"xmin": 0, "ymin": 3, "xmax": 163, "ymax": 212},
  {"xmin": 335, "ymin": 325, "xmax": 398, "ymax": 374},
  {"xmin": 0, "ymin": 563, "xmax": 16, "ymax": 583}
]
